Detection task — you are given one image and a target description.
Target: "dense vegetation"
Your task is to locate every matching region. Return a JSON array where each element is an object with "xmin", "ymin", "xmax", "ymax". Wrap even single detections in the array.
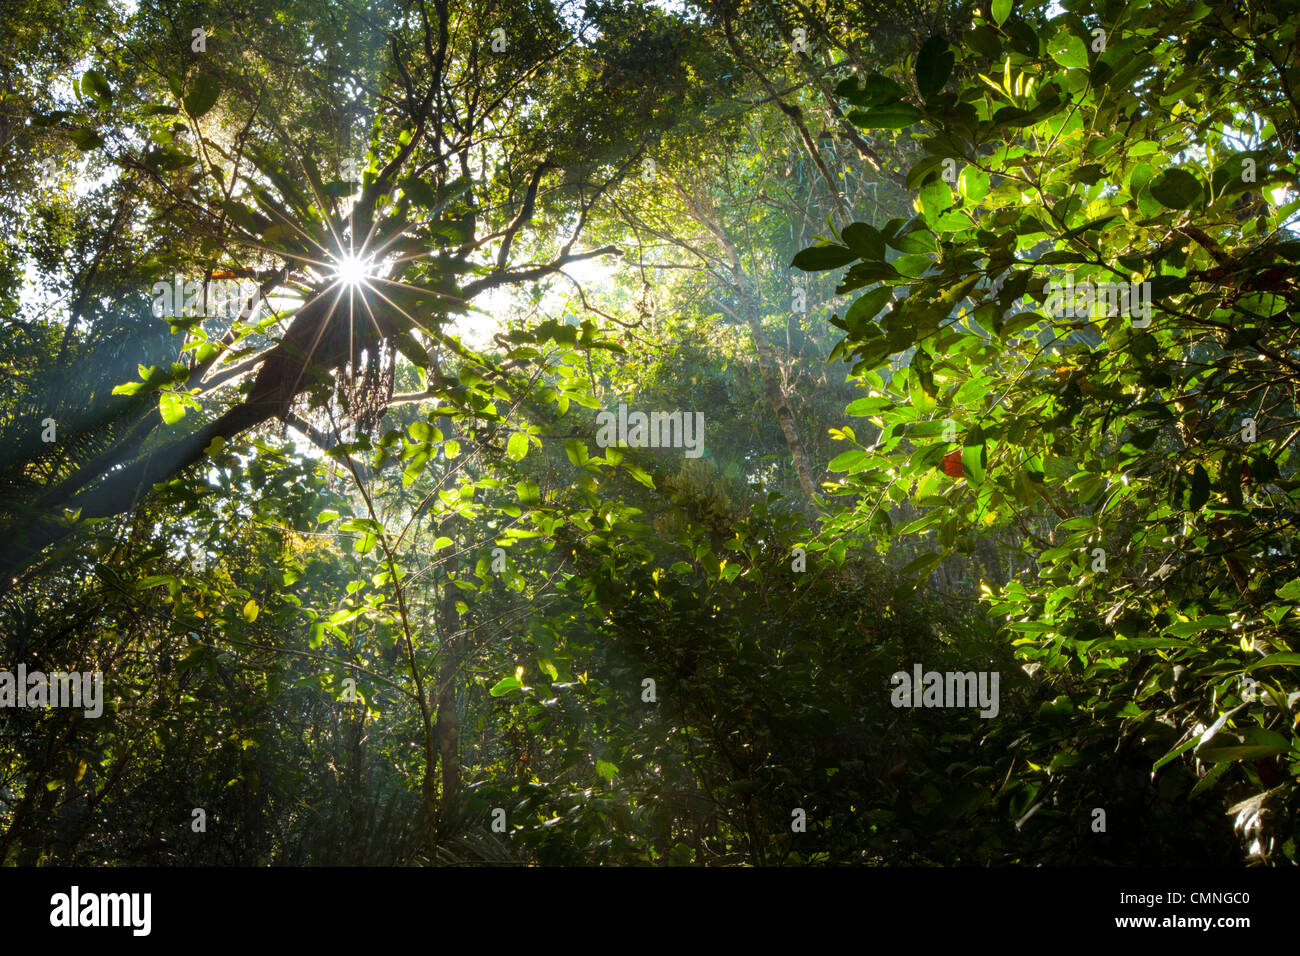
[{"xmin": 1, "ymin": 0, "xmax": 1297, "ymax": 866}]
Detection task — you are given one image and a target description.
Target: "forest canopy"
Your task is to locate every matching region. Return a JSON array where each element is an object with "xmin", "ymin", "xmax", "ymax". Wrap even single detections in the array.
[{"xmin": 1, "ymin": 0, "xmax": 1298, "ymax": 867}]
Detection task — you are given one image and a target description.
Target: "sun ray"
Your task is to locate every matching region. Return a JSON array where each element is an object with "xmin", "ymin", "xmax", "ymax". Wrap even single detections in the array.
[
  {"xmin": 245, "ymin": 191, "xmax": 338, "ymax": 261},
  {"xmin": 356, "ymin": 275, "xmax": 479, "ymax": 359},
  {"xmin": 281, "ymin": 282, "xmax": 350, "ymax": 403},
  {"xmin": 366, "ymin": 273, "xmax": 472, "ymax": 310},
  {"xmin": 209, "ymin": 233, "xmax": 340, "ymax": 274},
  {"xmin": 290, "ymin": 153, "xmax": 352, "ymax": 260},
  {"xmin": 348, "ymin": 279, "xmax": 390, "ymax": 343},
  {"xmin": 355, "ymin": 277, "xmax": 437, "ymax": 341}
]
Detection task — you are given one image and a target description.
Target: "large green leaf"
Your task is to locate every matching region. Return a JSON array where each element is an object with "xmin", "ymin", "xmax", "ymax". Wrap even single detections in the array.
[
  {"xmin": 792, "ymin": 244, "xmax": 857, "ymax": 272},
  {"xmin": 516, "ymin": 480, "xmax": 541, "ymax": 507},
  {"xmin": 183, "ymin": 75, "xmax": 221, "ymax": 118},
  {"xmin": 847, "ymin": 103, "xmax": 923, "ymax": 129},
  {"xmin": 1149, "ymin": 168, "xmax": 1203, "ymax": 209},
  {"xmin": 916, "ymin": 36, "xmax": 954, "ymax": 97},
  {"xmin": 489, "ymin": 677, "xmax": 522, "ymax": 697},
  {"xmin": 82, "ymin": 69, "xmax": 112, "ymax": 105},
  {"xmin": 840, "ymin": 222, "xmax": 886, "ymax": 261},
  {"xmin": 962, "ymin": 425, "xmax": 986, "ymax": 485},
  {"xmin": 843, "ymin": 286, "xmax": 893, "ymax": 334},
  {"xmin": 1275, "ymin": 580, "xmax": 1300, "ymax": 602}
]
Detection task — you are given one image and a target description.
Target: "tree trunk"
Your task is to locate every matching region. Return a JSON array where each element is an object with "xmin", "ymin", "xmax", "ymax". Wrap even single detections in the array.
[
  {"xmin": 737, "ymin": 282, "xmax": 819, "ymax": 501},
  {"xmin": 679, "ymin": 193, "xmax": 819, "ymax": 503},
  {"xmin": 1, "ymin": 287, "xmax": 384, "ymax": 595},
  {"xmin": 435, "ymin": 545, "xmax": 462, "ymax": 833}
]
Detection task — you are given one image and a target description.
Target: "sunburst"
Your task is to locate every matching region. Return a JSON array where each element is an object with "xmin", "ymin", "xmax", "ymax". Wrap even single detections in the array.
[{"xmin": 333, "ymin": 252, "xmax": 374, "ymax": 288}]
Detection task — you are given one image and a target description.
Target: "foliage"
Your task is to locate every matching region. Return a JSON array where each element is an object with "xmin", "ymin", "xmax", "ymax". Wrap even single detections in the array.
[
  {"xmin": 804, "ymin": 0, "xmax": 1300, "ymax": 862},
  {"xmin": 2, "ymin": 0, "xmax": 1295, "ymax": 868}
]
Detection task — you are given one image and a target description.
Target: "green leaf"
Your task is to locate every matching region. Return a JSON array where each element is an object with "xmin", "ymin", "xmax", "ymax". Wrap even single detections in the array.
[
  {"xmin": 516, "ymin": 480, "xmax": 540, "ymax": 507},
  {"xmin": 792, "ymin": 244, "xmax": 857, "ymax": 272},
  {"xmin": 400, "ymin": 175, "xmax": 439, "ymax": 208},
  {"xmin": 962, "ymin": 426, "xmax": 986, "ymax": 484},
  {"xmin": 906, "ymin": 155, "xmax": 946, "ymax": 190},
  {"xmin": 916, "ymin": 36, "xmax": 954, "ymax": 97},
  {"xmin": 1275, "ymin": 579, "xmax": 1300, "ymax": 602},
  {"xmin": 900, "ymin": 551, "xmax": 943, "ymax": 579},
  {"xmin": 138, "ymin": 574, "xmax": 177, "ymax": 590},
  {"xmin": 242, "ymin": 600, "xmax": 259, "ymax": 623},
  {"xmin": 1188, "ymin": 464, "xmax": 1210, "ymax": 511},
  {"xmin": 67, "ymin": 128, "xmax": 104, "ymax": 151},
  {"xmin": 958, "ymin": 165, "xmax": 990, "ymax": 202},
  {"xmin": 845, "ymin": 396, "xmax": 892, "ymax": 416},
  {"xmin": 1049, "ymin": 33, "xmax": 1088, "ymax": 70},
  {"xmin": 844, "ymin": 286, "xmax": 893, "ymax": 332},
  {"xmin": 1164, "ymin": 615, "xmax": 1229, "ymax": 638},
  {"xmin": 159, "ymin": 392, "xmax": 185, "ymax": 425},
  {"xmin": 506, "ymin": 431, "xmax": 529, "ymax": 461},
  {"xmin": 1197, "ymin": 739, "xmax": 1290, "ymax": 762},
  {"xmin": 1153, "ymin": 734, "xmax": 1201, "ymax": 772},
  {"xmin": 840, "ymin": 260, "xmax": 901, "ymax": 288},
  {"xmin": 911, "ymin": 346, "xmax": 936, "ymax": 398},
  {"xmin": 489, "ymin": 677, "xmax": 522, "ymax": 697},
  {"xmin": 828, "ymin": 448, "xmax": 868, "ymax": 472},
  {"xmin": 1088, "ymin": 637, "xmax": 1192, "ymax": 651},
  {"xmin": 1060, "ymin": 215, "xmax": 1117, "ymax": 242},
  {"xmin": 886, "ymin": 229, "xmax": 937, "ymax": 254},
  {"xmin": 623, "ymin": 462, "xmax": 655, "ymax": 489},
  {"xmin": 82, "ymin": 69, "xmax": 112, "ymax": 105},
  {"xmin": 564, "ymin": 438, "xmax": 589, "ymax": 466},
  {"xmin": 1189, "ymin": 761, "xmax": 1230, "ymax": 797},
  {"xmin": 596, "ymin": 759, "xmax": 618, "ymax": 781},
  {"xmin": 841, "ymin": 222, "xmax": 886, "ymax": 261},
  {"xmin": 1245, "ymin": 653, "xmax": 1300, "ymax": 673},
  {"xmin": 847, "ymin": 103, "xmax": 924, "ymax": 129},
  {"xmin": 840, "ymin": 74, "xmax": 906, "ymax": 106},
  {"xmin": 183, "ymin": 75, "xmax": 220, "ymax": 119},
  {"xmin": 919, "ymin": 178, "xmax": 956, "ymax": 228},
  {"xmin": 1149, "ymin": 168, "xmax": 1203, "ymax": 209},
  {"xmin": 402, "ymin": 449, "xmax": 431, "ymax": 488},
  {"xmin": 991, "ymin": 0, "xmax": 1013, "ymax": 28},
  {"xmin": 967, "ymin": 25, "xmax": 1001, "ymax": 59},
  {"xmin": 154, "ymin": 149, "xmax": 197, "ymax": 171}
]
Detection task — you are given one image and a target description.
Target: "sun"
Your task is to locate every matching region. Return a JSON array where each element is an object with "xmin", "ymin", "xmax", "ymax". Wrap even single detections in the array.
[{"xmin": 333, "ymin": 253, "xmax": 372, "ymax": 288}]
